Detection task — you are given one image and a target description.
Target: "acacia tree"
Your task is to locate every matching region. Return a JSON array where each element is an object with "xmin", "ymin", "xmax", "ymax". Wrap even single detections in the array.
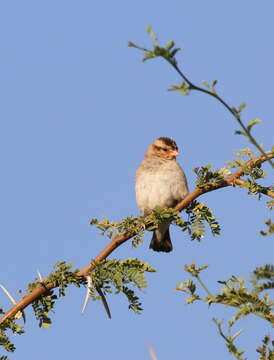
[{"xmin": 0, "ymin": 28, "xmax": 273, "ymax": 360}]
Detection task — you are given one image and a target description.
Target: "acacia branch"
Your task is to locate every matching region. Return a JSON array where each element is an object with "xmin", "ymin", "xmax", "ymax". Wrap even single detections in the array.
[
  {"xmin": 0, "ymin": 153, "xmax": 273, "ymax": 325},
  {"xmin": 234, "ymin": 179, "xmax": 274, "ymax": 199}
]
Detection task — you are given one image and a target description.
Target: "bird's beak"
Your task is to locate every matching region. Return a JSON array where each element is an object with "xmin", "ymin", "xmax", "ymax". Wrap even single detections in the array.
[{"xmin": 170, "ymin": 150, "xmax": 179, "ymax": 159}]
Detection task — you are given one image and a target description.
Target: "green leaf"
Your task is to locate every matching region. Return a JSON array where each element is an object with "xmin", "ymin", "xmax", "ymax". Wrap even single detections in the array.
[
  {"xmin": 260, "ymin": 219, "xmax": 274, "ymax": 236},
  {"xmin": 89, "ymin": 258, "xmax": 155, "ymax": 314},
  {"xmin": 231, "ymin": 107, "xmax": 240, "ymax": 117},
  {"xmin": 235, "ymin": 130, "xmax": 246, "ymax": 136},
  {"xmin": 168, "ymin": 82, "xmax": 190, "ymax": 95},
  {"xmin": 142, "ymin": 51, "xmax": 157, "ymax": 62},
  {"xmin": 169, "ymin": 47, "xmax": 181, "ymax": 58},
  {"xmin": 238, "ymin": 102, "xmax": 246, "ymax": 112},
  {"xmin": 128, "ymin": 41, "xmax": 138, "ymax": 48},
  {"xmin": 201, "ymin": 80, "xmax": 210, "ymax": 88},
  {"xmin": 146, "ymin": 25, "xmax": 158, "ymax": 45},
  {"xmin": 247, "ymin": 118, "xmax": 262, "ymax": 133},
  {"xmin": 166, "ymin": 40, "xmax": 175, "ymax": 50}
]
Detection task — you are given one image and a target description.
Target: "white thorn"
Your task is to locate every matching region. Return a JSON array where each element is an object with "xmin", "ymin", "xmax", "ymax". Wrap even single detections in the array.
[
  {"xmin": 81, "ymin": 276, "xmax": 93, "ymax": 313},
  {"xmin": 0, "ymin": 284, "xmax": 17, "ymax": 305},
  {"xmin": 0, "ymin": 284, "xmax": 23, "ymax": 319},
  {"xmin": 37, "ymin": 270, "xmax": 43, "ymax": 281}
]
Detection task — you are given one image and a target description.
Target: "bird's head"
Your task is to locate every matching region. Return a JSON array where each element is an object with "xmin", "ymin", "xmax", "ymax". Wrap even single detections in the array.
[{"xmin": 146, "ymin": 137, "xmax": 179, "ymax": 160}]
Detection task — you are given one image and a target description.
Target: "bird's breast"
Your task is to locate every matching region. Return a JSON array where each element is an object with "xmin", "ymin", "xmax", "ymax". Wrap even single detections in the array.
[{"xmin": 135, "ymin": 163, "xmax": 188, "ymax": 213}]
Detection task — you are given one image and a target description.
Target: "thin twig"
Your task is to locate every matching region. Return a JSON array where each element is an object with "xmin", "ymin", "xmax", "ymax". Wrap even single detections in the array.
[
  {"xmin": 234, "ymin": 179, "xmax": 274, "ymax": 198},
  {"xmin": 195, "ymin": 275, "xmax": 213, "ymax": 297},
  {"xmin": 164, "ymin": 57, "xmax": 274, "ymax": 169}
]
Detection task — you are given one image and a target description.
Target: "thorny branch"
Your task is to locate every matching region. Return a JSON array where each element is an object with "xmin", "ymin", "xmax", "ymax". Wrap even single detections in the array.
[{"xmin": 0, "ymin": 153, "xmax": 273, "ymax": 325}]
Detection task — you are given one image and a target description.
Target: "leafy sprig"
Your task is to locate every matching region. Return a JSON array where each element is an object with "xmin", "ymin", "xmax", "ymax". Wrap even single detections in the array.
[
  {"xmin": 213, "ymin": 319, "xmax": 245, "ymax": 360},
  {"xmin": 256, "ymin": 335, "xmax": 274, "ymax": 360},
  {"xmin": 129, "ymin": 25, "xmax": 181, "ymax": 65},
  {"xmin": 179, "ymin": 264, "xmax": 274, "ymax": 325},
  {"xmin": 177, "ymin": 263, "xmax": 274, "ymax": 358},
  {"xmin": 193, "ymin": 164, "xmax": 226, "ymax": 188},
  {"xmin": 90, "ymin": 215, "xmax": 146, "ymax": 248},
  {"xmin": 252, "ymin": 264, "xmax": 274, "ymax": 295},
  {"xmin": 182, "ymin": 201, "xmax": 221, "ymax": 240},
  {"xmin": 260, "ymin": 220, "xmax": 274, "ymax": 236},
  {"xmin": 91, "ymin": 202, "xmax": 220, "ymax": 246},
  {"xmin": 26, "ymin": 262, "xmax": 86, "ymax": 328},
  {"xmin": 227, "ymin": 149, "xmax": 274, "ymax": 202},
  {"xmin": 0, "ymin": 307, "xmax": 24, "ymax": 356},
  {"xmin": 89, "ymin": 258, "xmax": 155, "ymax": 314}
]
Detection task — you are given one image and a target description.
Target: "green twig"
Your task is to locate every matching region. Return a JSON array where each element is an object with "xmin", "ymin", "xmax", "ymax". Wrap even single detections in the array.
[
  {"xmin": 165, "ymin": 58, "xmax": 274, "ymax": 169},
  {"xmin": 195, "ymin": 274, "xmax": 213, "ymax": 297}
]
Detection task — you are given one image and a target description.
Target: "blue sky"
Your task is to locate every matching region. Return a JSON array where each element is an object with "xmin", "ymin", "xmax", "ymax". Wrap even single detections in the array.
[{"xmin": 0, "ymin": 1, "xmax": 273, "ymax": 359}]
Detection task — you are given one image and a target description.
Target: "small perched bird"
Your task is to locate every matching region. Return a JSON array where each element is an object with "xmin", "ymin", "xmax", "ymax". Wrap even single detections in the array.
[{"xmin": 135, "ymin": 137, "xmax": 189, "ymax": 252}]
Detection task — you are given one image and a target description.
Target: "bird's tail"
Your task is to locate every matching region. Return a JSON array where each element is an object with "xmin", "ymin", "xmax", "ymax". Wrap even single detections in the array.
[{"xmin": 149, "ymin": 222, "xmax": 172, "ymax": 252}]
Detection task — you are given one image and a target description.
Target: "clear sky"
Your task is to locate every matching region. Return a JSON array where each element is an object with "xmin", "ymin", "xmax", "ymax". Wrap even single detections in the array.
[{"xmin": 0, "ymin": 1, "xmax": 273, "ymax": 359}]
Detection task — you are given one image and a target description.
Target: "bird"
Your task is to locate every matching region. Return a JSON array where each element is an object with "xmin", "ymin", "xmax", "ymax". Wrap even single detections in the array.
[{"xmin": 135, "ymin": 137, "xmax": 189, "ymax": 252}]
